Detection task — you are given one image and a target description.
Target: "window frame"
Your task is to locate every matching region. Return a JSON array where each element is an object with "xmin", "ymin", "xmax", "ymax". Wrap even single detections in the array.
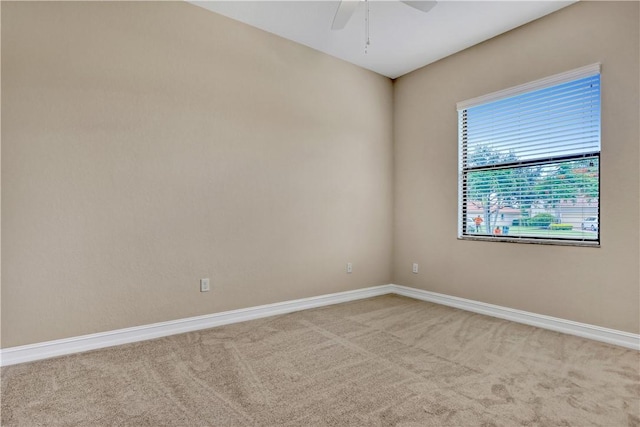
[{"xmin": 457, "ymin": 64, "xmax": 601, "ymax": 247}]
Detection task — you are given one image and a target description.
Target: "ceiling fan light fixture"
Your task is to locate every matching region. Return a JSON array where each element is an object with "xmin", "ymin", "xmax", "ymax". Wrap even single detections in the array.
[
  {"xmin": 332, "ymin": 0, "xmax": 437, "ymax": 31},
  {"xmin": 401, "ymin": 1, "xmax": 438, "ymax": 14},
  {"xmin": 331, "ymin": 0, "xmax": 360, "ymax": 30}
]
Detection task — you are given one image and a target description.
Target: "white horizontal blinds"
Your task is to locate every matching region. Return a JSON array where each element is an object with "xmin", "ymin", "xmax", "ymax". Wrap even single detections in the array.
[
  {"xmin": 458, "ymin": 65, "xmax": 601, "ymax": 244},
  {"xmin": 462, "ymin": 158, "xmax": 599, "ymax": 241},
  {"xmin": 457, "ymin": 63, "xmax": 601, "ymax": 110},
  {"xmin": 462, "ymin": 75, "xmax": 600, "ymax": 168}
]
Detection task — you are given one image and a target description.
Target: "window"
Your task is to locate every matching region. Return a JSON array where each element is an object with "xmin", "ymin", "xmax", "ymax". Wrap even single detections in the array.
[{"xmin": 457, "ymin": 64, "xmax": 601, "ymax": 246}]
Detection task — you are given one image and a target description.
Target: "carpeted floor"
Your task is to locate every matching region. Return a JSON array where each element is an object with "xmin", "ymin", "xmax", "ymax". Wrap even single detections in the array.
[{"xmin": 2, "ymin": 294, "xmax": 639, "ymax": 426}]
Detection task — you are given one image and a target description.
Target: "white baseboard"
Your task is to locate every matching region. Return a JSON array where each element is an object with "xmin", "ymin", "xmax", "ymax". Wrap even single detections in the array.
[
  {"xmin": 1, "ymin": 283, "xmax": 637, "ymax": 366},
  {"xmin": 0, "ymin": 285, "xmax": 394, "ymax": 367},
  {"xmin": 391, "ymin": 284, "xmax": 640, "ymax": 351}
]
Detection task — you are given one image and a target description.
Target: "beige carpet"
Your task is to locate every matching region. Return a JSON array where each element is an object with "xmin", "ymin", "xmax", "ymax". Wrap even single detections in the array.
[{"xmin": 2, "ymin": 295, "xmax": 639, "ymax": 426}]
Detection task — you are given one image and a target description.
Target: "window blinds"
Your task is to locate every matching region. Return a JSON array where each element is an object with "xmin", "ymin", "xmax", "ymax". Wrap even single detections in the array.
[{"xmin": 457, "ymin": 65, "xmax": 601, "ymax": 245}]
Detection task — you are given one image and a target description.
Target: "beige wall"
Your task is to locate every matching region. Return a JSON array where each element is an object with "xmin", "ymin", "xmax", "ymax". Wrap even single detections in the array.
[
  {"xmin": 393, "ymin": 1, "xmax": 640, "ymax": 333},
  {"xmin": 2, "ymin": 1, "xmax": 638, "ymax": 349},
  {"xmin": 1, "ymin": 2, "xmax": 394, "ymax": 347}
]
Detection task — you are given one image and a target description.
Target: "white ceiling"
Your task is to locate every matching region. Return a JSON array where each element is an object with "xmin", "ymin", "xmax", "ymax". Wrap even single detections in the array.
[{"xmin": 190, "ymin": 1, "xmax": 575, "ymax": 79}]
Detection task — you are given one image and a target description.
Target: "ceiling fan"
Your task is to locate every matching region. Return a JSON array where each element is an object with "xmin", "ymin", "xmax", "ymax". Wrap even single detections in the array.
[{"xmin": 331, "ymin": 0, "xmax": 438, "ymax": 30}]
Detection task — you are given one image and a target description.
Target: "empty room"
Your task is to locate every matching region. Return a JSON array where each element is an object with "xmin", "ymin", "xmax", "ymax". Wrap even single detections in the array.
[{"xmin": 1, "ymin": 0, "xmax": 638, "ymax": 425}]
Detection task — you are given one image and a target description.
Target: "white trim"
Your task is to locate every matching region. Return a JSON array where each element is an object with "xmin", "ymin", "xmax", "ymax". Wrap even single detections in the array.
[
  {"xmin": 456, "ymin": 63, "xmax": 601, "ymax": 110},
  {"xmin": 458, "ymin": 235, "xmax": 600, "ymax": 248},
  {"xmin": 0, "ymin": 285, "xmax": 393, "ymax": 366},
  {"xmin": 391, "ymin": 284, "xmax": 640, "ymax": 351},
  {"xmin": 2, "ymin": 283, "xmax": 637, "ymax": 366}
]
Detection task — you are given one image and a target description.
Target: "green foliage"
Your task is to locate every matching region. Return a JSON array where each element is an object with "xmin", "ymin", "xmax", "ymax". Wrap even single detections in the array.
[
  {"xmin": 466, "ymin": 146, "xmax": 539, "ymax": 233},
  {"xmin": 465, "ymin": 145, "xmax": 598, "ymax": 234},
  {"xmin": 550, "ymin": 224, "xmax": 574, "ymax": 230},
  {"xmin": 533, "ymin": 158, "xmax": 599, "ymax": 208},
  {"xmin": 529, "ymin": 213, "xmax": 556, "ymax": 227}
]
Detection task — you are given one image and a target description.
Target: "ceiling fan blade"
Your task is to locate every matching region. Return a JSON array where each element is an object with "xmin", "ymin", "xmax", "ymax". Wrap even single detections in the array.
[
  {"xmin": 401, "ymin": 1, "xmax": 437, "ymax": 13},
  {"xmin": 331, "ymin": 0, "xmax": 360, "ymax": 30}
]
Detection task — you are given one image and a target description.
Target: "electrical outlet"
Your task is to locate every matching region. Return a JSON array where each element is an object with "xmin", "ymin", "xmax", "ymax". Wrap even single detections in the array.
[
  {"xmin": 412, "ymin": 263, "xmax": 419, "ymax": 274},
  {"xmin": 346, "ymin": 262, "xmax": 353, "ymax": 274},
  {"xmin": 200, "ymin": 278, "xmax": 210, "ymax": 292}
]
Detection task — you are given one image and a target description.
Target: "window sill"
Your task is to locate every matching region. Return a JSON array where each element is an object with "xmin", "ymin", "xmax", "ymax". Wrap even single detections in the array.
[{"xmin": 458, "ymin": 235, "xmax": 600, "ymax": 248}]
